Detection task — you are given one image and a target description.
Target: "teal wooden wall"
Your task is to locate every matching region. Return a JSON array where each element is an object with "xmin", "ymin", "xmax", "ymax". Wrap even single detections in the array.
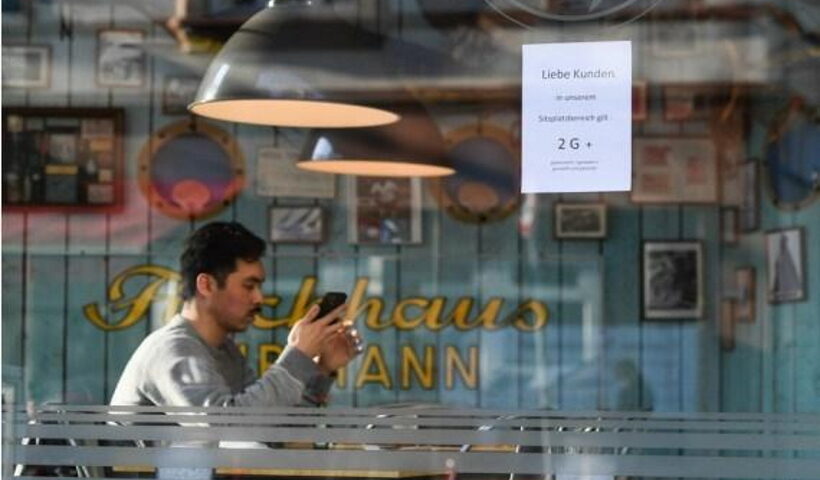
[{"xmin": 2, "ymin": 2, "xmax": 819, "ymax": 415}]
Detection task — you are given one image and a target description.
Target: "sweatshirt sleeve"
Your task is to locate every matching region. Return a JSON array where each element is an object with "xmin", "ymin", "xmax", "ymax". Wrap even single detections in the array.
[{"xmin": 148, "ymin": 339, "xmax": 333, "ymax": 407}]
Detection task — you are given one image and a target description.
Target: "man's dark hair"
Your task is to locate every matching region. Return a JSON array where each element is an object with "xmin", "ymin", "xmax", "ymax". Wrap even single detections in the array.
[{"xmin": 180, "ymin": 222, "xmax": 266, "ymax": 301}]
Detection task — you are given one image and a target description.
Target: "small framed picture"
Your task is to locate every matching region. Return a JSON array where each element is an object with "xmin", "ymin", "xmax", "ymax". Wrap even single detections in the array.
[
  {"xmin": 765, "ymin": 227, "xmax": 806, "ymax": 303},
  {"xmin": 97, "ymin": 29, "xmax": 145, "ymax": 87},
  {"xmin": 1, "ymin": 44, "xmax": 51, "ymax": 88},
  {"xmin": 642, "ymin": 241, "xmax": 704, "ymax": 320},
  {"xmin": 348, "ymin": 176, "xmax": 422, "ymax": 245},
  {"xmin": 734, "ymin": 267, "xmax": 756, "ymax": 323},
  {"xmin": 720, "ymin": 208, "xmax": 738, "ymax": 245},
  {"xmin": 631, "ymin": 137, "xmax": 718, "ymax": 204},
  {"xmin": 632, "ymin": 81, "xmax": 648, "ymax": 122},
  {"xmin": 162, "ymin": 76, "xmax": 200, "ymax": 115},
  {"xmin": 554, "ymin": 203, "xmax": 607, "ymax": 239},
  {"xmin": 720, "ymin": 300, "xmax": 735, "ymax": 351},
  {"xmin": 739, "ymin": 160, "xmax": 760, "ymax": 232},
  {"xmin": 269, "ymin": 206, "xmax": 325, "ymax": 244}
]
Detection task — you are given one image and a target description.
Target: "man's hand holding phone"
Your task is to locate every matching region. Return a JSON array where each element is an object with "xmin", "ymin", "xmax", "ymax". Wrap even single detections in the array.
[{"xmin": 288, "ymin": 292, "xmax": 363, "ymax": 373}]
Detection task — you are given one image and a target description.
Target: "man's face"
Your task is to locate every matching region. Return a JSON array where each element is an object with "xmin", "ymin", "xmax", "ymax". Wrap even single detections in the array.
[{"xmin": 208, "ymin": 259, "xmax": 265, "ymax": 334}]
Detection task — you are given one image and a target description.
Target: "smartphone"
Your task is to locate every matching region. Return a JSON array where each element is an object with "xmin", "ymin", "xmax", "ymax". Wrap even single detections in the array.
[{"xmin": 315, "ymin": 292, "xmax": 347, "ymax": 321}]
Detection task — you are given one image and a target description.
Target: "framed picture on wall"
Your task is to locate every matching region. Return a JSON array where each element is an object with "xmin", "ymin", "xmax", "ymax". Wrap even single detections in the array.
[
  {"xmin": 642, "ymin": 241, "xmax": 704, "ymax": 320},
  {"xmin": 739, "ymin": 160, "xmax": 760, "ymax": 232},
  {"xmin": 269, "ymin": 206, "xmax": 325, "ymax": 244},
  {"xmin": 162, "ymin": 76, "xmax": 200, "ymax": 115},
  {"xmin": 348, "ymin": 176, "xmax": 421, "ymax": 245},
  {"xmin": 734, "ymin": 267, "xmax": 756, "ymax": 323},
  {"xmin": 631, "ymin": 137, "xmax": 717, "ymax": 204},
  {"xmin": 765, "ymin": 227, "xmax": 806, "ymax": 303},
  {"xmin": 2, "ymin": 107, "xmax": 124, "ymax": 212},
  {"xmin": 97, "ymin": 29, "xmax": 145, "ymax": 87},
  {"xmin": 1, "ymin": 44, "xmax": 51, "ymax": 88},
  {"xmin": 554, "ymin": 202, "xmax": 607, "ymax": 239}
]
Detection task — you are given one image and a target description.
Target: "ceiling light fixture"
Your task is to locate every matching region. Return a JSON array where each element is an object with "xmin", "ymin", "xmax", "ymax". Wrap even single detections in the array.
[
  {"xmin": 297, "ymin": 103, "xmax": 454, "ymax": 177},
  {"xmin": 189, "ymin": 0, "xmax": 401, "ymax": 128}
]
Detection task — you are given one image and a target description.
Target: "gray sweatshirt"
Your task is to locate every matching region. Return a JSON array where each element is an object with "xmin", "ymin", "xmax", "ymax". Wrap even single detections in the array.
[{"xmin": 110, "ymin": 314, "xmax": 333, "ymax": 407}]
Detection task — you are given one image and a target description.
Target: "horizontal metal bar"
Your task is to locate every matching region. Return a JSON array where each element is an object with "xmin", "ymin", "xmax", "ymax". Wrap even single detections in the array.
[
  {"xmin": 9, "ymin": 405, "xmax": 820, "ymax": 424},
  {"xmin": 10, "ymin": 446, "xmax": 820, "ymax": 478},
  {"xmin": 12, "ymin": 423, "xmax": 820, "ymax": 451},
  {"xmin": 11, "ymin": 413, "xmax": 820, "ymax": 434}
]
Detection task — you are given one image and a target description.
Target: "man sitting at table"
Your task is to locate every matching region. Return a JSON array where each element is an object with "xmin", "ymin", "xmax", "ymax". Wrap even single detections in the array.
[{"xmin": 110, "ymin": 221, "xmax": 358, "ymax": 408}]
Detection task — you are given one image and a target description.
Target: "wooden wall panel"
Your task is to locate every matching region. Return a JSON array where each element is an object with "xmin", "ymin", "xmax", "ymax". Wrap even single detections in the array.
[
  {"xmin": 601, "ymin": 193, "xmax": 642, "ymax": 411},
  {"xmin": 518, "ymin": 193, "xmax": 560, "ymax": 410},
  {"xmin": 479, "ymin": 214, "xmax": 521, "ymax": 408},
  {"xmin": 397, "ymin": 200, "xmax": 441, "ymax": 405},
  {"xmin": 24, "ymin": 256, "xmax": 66, "ymax": 404},
  {"xmin": 65, "ymin": 256, "xmax": 107, "ymax": 403}
]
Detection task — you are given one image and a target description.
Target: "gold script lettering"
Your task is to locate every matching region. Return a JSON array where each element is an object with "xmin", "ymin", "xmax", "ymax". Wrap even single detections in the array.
[{"xmin": 83, "ymin": 265, "xmax": 179, "ymax": 331}]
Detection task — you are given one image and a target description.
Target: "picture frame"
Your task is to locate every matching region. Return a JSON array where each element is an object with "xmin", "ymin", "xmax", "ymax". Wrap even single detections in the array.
[
  {"xmin": 734, "ymin": 267, "xmax": 756, "ymax": 323},
  {"xmin": 554, "ymin": 202, "xmax": 607, "ymax": 239},
  {"xmin": 2, "ymin": 107, "xmax": 124, "ymax": 212},
  {"xmin": 269, "ymin": 206, "xmax": 325, "ymax": 244},
  {"xmin": 256, "ymin": 144, "xmax": 335, "ymax": 199},
  {"xmin": 739, "ymin": 160, "xmax": 760, "ymax": 232},
  {"xmin": 96, "ymin": 29, "xmax": 145, "ymax": 87},
  {"xmin": 642, "ymin": 241, "xmax": 704, "ymax": 320},
  {"xmin": 765, "ymin": 227, "xmax": 806, "ymax": 303},
  {"xmin": 162, "ymin": 76, "xmax": 201, "ymax": 115},
  {"xmin": 348, "ymin": 176, "xmax": 422, "ymax": 245},
  {"xmin": 631, "ymin": 137, "xmax": 718, "ymax": 204},
  {"xmin": 632, "ymin": 81, "xmax": 648, "ymax": 122},
  {"xmin": 1, "ymin": 44, "xmax": 51, "ymax": 88},
  {"xmin": 720, "ymin": 208, "xmax": 739, "ymax": 245}
]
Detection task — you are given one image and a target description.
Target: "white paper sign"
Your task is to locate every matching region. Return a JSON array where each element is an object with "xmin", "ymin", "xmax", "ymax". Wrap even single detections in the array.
[
  {"xmin": 522, "ymin": 41, "xmax": 632, "ymax": 193},
  {"xmin": 256, "ymin": 146, "xmax": 336, "ymax": 198}
]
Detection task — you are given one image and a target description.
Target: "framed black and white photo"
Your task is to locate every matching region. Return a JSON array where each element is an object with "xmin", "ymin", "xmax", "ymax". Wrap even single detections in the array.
[
  {"xmin": 765, "ymin": 227, "xmax": 806, "ymax": 303},
  {"xmin": 97, "ymin": 29, "xmax": 145, "ymax": 87},
  {"xmin": 269, "ymin": 206, "xmax": 324, "ymax": 244},
  {"xmin": 554, "ymin": 203, "xmax": 607, "ymax": 239},
  {"xmin": 162, "ymin": 76, "xmax": 200, "ymax": 115},
  {"xmin": 642, "ymin": 241, "xmax": 704, "ymax": 319},
  {"xmin": 1, "ymin": 44, "xmax": 50, "ymax": 88},
  {"xmin": 348, "ymin": 176, "xmax": 421, "ymax": 245}
]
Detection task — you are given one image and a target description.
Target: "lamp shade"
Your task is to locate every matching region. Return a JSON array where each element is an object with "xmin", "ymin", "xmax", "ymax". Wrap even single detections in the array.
[
  {"xmin": 297, "ymin": 103, "xmax": 454, "ymax": 177},
  {"xmin": 189, "ymin": 0, "xmax": 401, "ymax": 128}
]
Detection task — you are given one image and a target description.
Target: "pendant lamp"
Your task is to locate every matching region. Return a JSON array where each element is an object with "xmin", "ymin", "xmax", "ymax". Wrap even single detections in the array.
[
  {"xmin": 296, "ymin": 103, "xmax": 454, "ymax": 177},
  {"xmin": 189, "ymin": 0, "xmax": 401, "ymax": 128}
]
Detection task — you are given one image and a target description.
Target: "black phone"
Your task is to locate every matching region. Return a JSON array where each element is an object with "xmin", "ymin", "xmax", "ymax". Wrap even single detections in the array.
[{"xmin": 315, "ymin": 292, "xmax": 347, "ymax": 320}]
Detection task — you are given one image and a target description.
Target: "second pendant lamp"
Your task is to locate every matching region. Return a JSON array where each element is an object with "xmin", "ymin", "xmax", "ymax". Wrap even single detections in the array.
[{"xmin": 297, "ymin": 102, "xmax": 454, "ymax": 177}]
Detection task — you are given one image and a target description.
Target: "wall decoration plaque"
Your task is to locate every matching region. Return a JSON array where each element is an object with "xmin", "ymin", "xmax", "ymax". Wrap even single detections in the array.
[
  {"xmin": 430, "ymin": 122, "xmax": 520, "ymax": 223},
  {"xmin": 2, "ymin": 107, "xmax": 124, "ymax": 212},
  {"xmin": 138, "ymin": 119, "xmax": 244, "ymax": 220}
]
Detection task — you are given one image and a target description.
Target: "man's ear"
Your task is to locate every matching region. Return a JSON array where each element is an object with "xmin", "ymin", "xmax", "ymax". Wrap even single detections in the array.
[{"xmin": 195, "ymin": 273, "xmax": 216, "ymax": 297}]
